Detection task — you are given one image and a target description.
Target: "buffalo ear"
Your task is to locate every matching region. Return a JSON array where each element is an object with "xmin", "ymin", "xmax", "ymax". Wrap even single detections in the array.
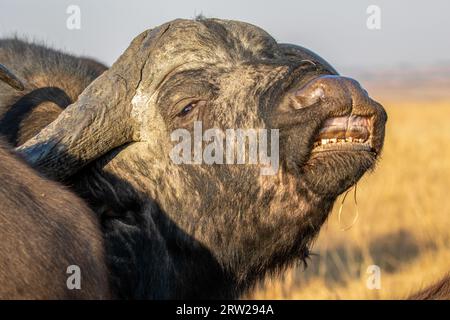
[
  {"xmin": 0, "ymin": 63, "xmax": 25, "ymax": 91},
  {"xmin": 16, "ymin": 25, "xmax": 170, "ymax": 181},
  {"xmin": 279, "ymin": 43, "xmax": 339, "ymax": 75}
]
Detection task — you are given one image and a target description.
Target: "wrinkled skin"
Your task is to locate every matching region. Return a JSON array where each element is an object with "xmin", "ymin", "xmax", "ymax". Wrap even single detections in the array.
[{"xmin": 3, "ymin": 18, "xmax": 387, "ymax": 299}]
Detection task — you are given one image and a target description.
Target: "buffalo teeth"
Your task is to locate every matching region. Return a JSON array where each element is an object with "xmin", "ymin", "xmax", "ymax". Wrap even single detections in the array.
[{"xmin": 314, "ymin": 137, "xmax": 367, "ymax": 147}]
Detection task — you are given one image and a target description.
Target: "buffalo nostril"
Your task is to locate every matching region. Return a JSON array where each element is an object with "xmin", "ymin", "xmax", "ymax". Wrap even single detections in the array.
[
  {"xmin": 291, "ymin": 75, "xmax": 345, "ymax": 110},
  {"xmin": 293, "ymin": 85, "xmax": 325, "ymax": 109}
]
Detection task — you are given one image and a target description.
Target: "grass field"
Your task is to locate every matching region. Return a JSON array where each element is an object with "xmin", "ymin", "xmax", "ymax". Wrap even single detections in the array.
[{"xmin": 247, "ymin": 98, "xmax": 450, "ymax": 299}]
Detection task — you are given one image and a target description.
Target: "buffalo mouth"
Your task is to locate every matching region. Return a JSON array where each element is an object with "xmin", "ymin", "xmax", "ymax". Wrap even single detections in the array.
[
  {"xmin": 275, "ymin": 75, "xmax": 386, "ymax": 196},
  {"xmin": 299, "ymin": 111, "xmax": 383, "ymax": 196},
  {"xmin": 312, "ymin": 115, "xmax": 374, "ymax": 153}
]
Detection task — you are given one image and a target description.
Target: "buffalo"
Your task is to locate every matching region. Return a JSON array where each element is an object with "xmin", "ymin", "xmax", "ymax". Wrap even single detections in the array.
[
  {"xmin": 0, "ymin": 38, "xmax": 107, "ymax": 146},
  {"xmin": 0, "ymin": 138, "xmax": 110, "ymax": 299},
  {"xmin": 0, "ymin": 18, "xmax": 389, "ymax": 299}
]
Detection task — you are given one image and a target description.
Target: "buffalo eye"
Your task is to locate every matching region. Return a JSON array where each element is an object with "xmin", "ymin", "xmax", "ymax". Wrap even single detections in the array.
[
  {"xmin": 177, "ymin": 100, "xmax": 207, "ymax": 118},
  {"xmin": 178, "ymin": 102, "xmax": 197, "ymax": 117}
]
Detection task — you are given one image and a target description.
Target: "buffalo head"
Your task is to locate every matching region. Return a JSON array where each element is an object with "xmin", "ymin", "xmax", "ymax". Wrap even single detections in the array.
[{"xmin": 16, "ymin": 18, "xmax": 387, "ymax": 298}]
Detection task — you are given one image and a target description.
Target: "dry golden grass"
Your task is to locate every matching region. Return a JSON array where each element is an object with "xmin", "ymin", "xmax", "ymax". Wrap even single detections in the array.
[{"xmin": 248, "ymin": 99, "xmax": 450, "ymax": 299}]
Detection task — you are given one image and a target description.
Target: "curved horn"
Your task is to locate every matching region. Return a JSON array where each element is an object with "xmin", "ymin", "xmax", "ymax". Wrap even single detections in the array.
[
  {"xmin": 279, "ymin": 43, "xmax": 339, "ymax": 75},
  {"xmin": 0, "ymin": 63, "xmax": 25, "ymax": 91},
  {"xmin": 16, "ymin": 26, "xmax": 167, "ymax": 180}
]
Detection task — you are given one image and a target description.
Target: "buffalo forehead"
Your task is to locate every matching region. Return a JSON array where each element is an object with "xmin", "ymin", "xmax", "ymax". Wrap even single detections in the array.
[{"xmin": 150, "ymin": 19, "xmax": 281, "ymax": 65}]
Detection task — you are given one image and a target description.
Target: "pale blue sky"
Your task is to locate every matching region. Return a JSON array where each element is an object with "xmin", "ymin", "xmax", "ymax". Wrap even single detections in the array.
[{"xmin": 0, "ymin": 0, "xmax": 449, "ymax": 73}]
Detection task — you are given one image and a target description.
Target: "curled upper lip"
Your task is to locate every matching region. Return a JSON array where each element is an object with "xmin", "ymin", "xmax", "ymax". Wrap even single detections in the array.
[
  {"xmin": 310, "ymin": 114, "xmax": 376, "ymax": 155},
  {"xmin": 317, "ymin": 115, "xmax": 371, "ymax": 141}
]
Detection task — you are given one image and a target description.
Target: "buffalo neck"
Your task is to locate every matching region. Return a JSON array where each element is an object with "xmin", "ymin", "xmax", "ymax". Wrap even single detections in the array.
[{"xmin": 73, "ymin": 155, "xmax": 334, "ymax": 299}]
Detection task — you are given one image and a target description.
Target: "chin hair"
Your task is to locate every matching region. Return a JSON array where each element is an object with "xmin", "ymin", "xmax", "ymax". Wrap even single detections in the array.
[{"xmin": 301, "ymin": 151, "xmax": 376, "ymax": 196}]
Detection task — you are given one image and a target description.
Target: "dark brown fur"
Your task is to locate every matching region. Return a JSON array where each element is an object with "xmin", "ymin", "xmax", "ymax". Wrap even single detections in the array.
[
  {"xmin": 409, "ymin": 274, "xmax": 450, "ymax": 300},
  {"xmin": 0, "ymin": 139, "xmax": 110, "ymax": 299},
  {"xmin": 0, "ymin": 38, "xmax": 107, "ymax": 146}
]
